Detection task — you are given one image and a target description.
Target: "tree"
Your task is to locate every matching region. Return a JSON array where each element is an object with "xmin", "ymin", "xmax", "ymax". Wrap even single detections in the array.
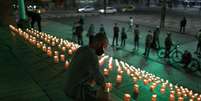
[{"xmin": 160, "ymin": 0, "xmax": 167, "ymax": 29}]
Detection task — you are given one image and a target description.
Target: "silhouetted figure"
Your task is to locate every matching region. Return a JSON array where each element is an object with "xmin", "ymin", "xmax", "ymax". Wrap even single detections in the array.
[
  {"xmin": 143, "ymin": 31, "xmax": 153, "ymax": 57},
  {"xmin": 27, "ymin": 10, "xmax": 42, "ymax": 32},
  {"xmin": 64, "ymin": 33, "xmax": 110, "ymax": 101},
  {"xmin": 87, "ymin": 24, "xmax": 95, "ymax": 44},
  {"xmin": 76, "ymin": 24, "xmax": 84, "ymax": 45},
  {"xmin": 182, "ymin": 50, "xmax": 192, "ymax": 69},
  {"xmin": 79, "ymin": 16, "xmax": 84, "ymax": 26},
  {"xmin": 72, "ymin": 22, "xmax": 77, "ymax": 42},
  {"xmin": 121, "ymin": 27, "xmax": 127, "ymax": 47},
  {"xmin": 164, "ymin": 33, "xmax": 173, "ymax": 58},
  {"xmin": 180, "ymin": 17, "xmax": 187, "ymax": 33},
  {"xmin": 152, "ymin": 26, "xmax": 160, "ymax": 49},
  {"xmin": 112, "ymin": 23, "xmax": 119, "ymax": 46},
  {"xmin": 195, "ymin": 29, "xmax": 201, "ymax": 55},
  {"xmin": 128, "ymin": 17, "xmax": 134, "ymax": 32},
  {"xmin": 134, "ymin": 24, "xmax": 140, "ymax": 50}
]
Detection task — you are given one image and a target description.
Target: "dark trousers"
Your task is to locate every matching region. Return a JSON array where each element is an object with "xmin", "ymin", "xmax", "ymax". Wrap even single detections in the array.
[
  {"xmin": 180, "ymin": 26, "xmax": 185, "ymax": 33},
  {"xmin": 165, "ymin": 47, "xmax": 171, "ymax": 58},
  {"xmin": 144, "ymin": 45, "xmax": 151, "ymax": 57},
  {"xmin": 89, "ymin": 35, "xmax": 94, "ymax": 45},
  {"xmin": 121, "ymin": 39, "xmax": 126, "ymax": 47},
  {"xmin": 112, "ymin": 35, "xmax": 119, "ymax": 46},
  {"xmin": 134, "ymin": 39, "xmax": 139, "ymax": 50},
  {"xmin": 77, "ymin": 35, "xmax": 83, "ymax": 45},
  {"xmin": 152, "ymin": 39, "xmax": 160, "ymax": 49},
  {"xmin": 31, "ymin": 19, "xmax": 41, "ymax": 32}
]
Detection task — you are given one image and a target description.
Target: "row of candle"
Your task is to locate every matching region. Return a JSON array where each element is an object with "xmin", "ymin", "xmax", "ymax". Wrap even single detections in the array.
[{"xmin": 10, "ymin": 25, "xmax": 201, "ymax": 101}]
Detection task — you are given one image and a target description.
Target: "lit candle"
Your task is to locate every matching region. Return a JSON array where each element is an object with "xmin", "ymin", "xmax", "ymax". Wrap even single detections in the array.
[
  {"xmin": 105, "ymin": 82, "xmax": 112, "ymax": 92},
  {"xmin": 116, "ymin": 74, "xmax": 122, "ymax": 84},
  {"xmin": 60, "ymin": 54, "xmax": 65, "ymax": 62},
  {"xmin": 177, "ymin": 92, "xmax": 182, "ymax": 97},
  {"xmin": 178, "ymin": 96, "xmax": 184, "ymax": 101},
  {"xmin": 160, "ymin": 88, "xmax": 165, "ymax": 94},
  {"xmin": 103, "ymin": 68, "xmax": 109, "ymax": 77},
  {"xmin": 62, "ymin": 47, "xmax": 66, "ymax": 52},
  {"xmin": 197, "ymin": 97, "xmax": 201, "ymax": 101},
  {"xmin": 68, "ymin": 49, "xmax": 73, "ymax": 55},
  {"xmin": 124, "ymin": 93, "xmax": 131, "ymax": 101},
  {"xmin": 151, "ymin": 94, "xmax": 157, "ymax": 101},
  {"xmin": 54, "ymin": 56, "xmax": 59, "ymax": 63},
  {"xmin": 169, "ymin": 94, "xmax": 175, "ymax": 101},
  {"xmin": 64, "ymin": 60, "xmax": 69, "ymax": 69},
  {"xmin": 47, "ymin": 49, "xmax": 52, "ymax": 57},
  {"xmin": 133, "ymin": 84, "xmax": 139, "ymax": 94},
  {"xmin": 143, "ymin": 79, "xmax": 149, "ymax": 85},
  {"xmin": 54, "ymin": 51, "xmax": 59, "ymax": 56}
]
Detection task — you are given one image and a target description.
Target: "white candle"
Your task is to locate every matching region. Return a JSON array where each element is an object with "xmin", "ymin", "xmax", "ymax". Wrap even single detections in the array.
[
  {"xmin": 178, "ymin": 97, "xmax": 184, "ymax": 101},
  {"xmin": 64, "ymin": 60, "xmax": 69, "ymax": 69},
  {"xmin": 124, "ymin": 93, "xmax": 131, "ymax": 101},
  {"xmin": 60, "ymin": 54, "xmax": 65, "ymax": 62},
  {"xmin": 169, "ymin": 94, "xmax": 175, "ymax": 101},
  {"xmin": 68, "ymin": 49, "xmax": 73, "ymax": 55},
  {"xmin": 133, "ymin": 84, "xmax": 139, "ymax": 94},
  {"xmin": 151, "ymin": 94, "xmax": 157, "ymax": 101},
  {"xmin": 54, "ymin": 56, "xmax": 59, "ymax": 63},
  {"xmin": 116, "ymin": 75, "xmax": 122, "ymax": 84},
  {"xmin": 103, "ymin": 68, "xmax": 109, "ymax": 77}
]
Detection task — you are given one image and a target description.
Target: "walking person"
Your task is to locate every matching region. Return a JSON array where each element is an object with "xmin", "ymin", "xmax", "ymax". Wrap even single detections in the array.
[
  {"xmin": 195, "ymin": 29, "xmax": 201, "ymax": 55},
  {"xmin": 87, "ymin": 24, "xmax": 96, "ymax": 44},
  {"xmin": 164, "ymin": 32, "xmax": 173, "ymax": 58},
  {"xmin": 112, "ymin": 23, "xmax": 120, "ymax": 46},
  {"xmin": 143, "ymin": 30, "xmax": 153, "ymax": 57},
  {"xmin": 76, "ymin": 24, "xmax": 84, "ymax": 45},
  {"xmin": 134, "ymin": 24, "xmax": 140, "ymax": 50},
  {"xmin": 127, "ymin": 17, "xmax": 134, "ymax": 32},
  {"xmin": 120, "ymin": 27, "xmax": 127, "ymax": 47},
  {"xmin": 152, "ymin": 26, "xmax": 160, "ymax": 50},
  {"xmin": 179, "ymin": 17, "xmax": 187, "ymax": 33}
]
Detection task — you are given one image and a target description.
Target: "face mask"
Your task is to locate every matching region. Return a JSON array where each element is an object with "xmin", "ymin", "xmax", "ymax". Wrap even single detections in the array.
[{"xmin": 96, "ymin": 47, "xmax": 104, "ymax": 56}]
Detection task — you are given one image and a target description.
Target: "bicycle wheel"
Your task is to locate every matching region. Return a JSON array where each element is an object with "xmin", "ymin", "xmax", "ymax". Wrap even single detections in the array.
[
  {"xmin": 187, "ymin": 58, "xmax": 200, "ymax": 72},
  {"xmin": 172, "ymin": 51, "xmax": 183, "ymax": 63},
  {"xmin": 157, "ymin": 48, "xmax": 165, "ymax": 58}
]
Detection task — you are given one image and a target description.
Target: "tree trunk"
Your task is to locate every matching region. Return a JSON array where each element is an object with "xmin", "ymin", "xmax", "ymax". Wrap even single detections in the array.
[
  {"xmin": 0, "ymin": 0, "xmax": 16, "ymax": 26},
  {"xmin": 160, "ymin": 0, "xmax": 166, "ymax": 29}
]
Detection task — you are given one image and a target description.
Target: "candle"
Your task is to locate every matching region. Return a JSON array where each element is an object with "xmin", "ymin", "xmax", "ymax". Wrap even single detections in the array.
[
  {"xmin": 151, "ymin": 94, "xmax": 157, "ymax": 101},
  {"xmin": 177, "ymin": 92, "xmax": 182, "ymax": 97},
  {"xmin": 60, "ymin": 54, "xmax": 65, "ymax": 62},
  {"xmin": 160, "ymin": 88, "xmax": 165, "ymax": 94},
  {"xmin": 47, "ymin": 49, "xmax": 52, "ymax": 57},
  {"xmin": 54, "ymin": 51, "xmax": 59, "ymax": 56},
  {"xmin": 64, "ymin": 60, "xmax": 69, "ymax": 69},
  {"xmin": 169, "ymin": 94, "xmax": 175, "ymax": 101},
  {"xmin": 116, "ymin": 74, "xmax": 122, "ymax": 84},
  {"xmin": 133, "ymin": 84, "xmax": 139, "ymax": 94},
  {"xmin": 68, "ymin": 49, "xmax": 73, "ymax": 55},
  {"xmin": 62, "ymin": 47, "xmax": 66, "ymax": 52},
  {"xmin": 197, "ymin": 97, "xmax": 201, "ymax": 101},
  {"xmin": 143, "ymin": 79, "xmax": 148, "ymax": 85},
  {"xmin": 105, "ymin": 82, "xmax": 112, "ymax": 92},
  {"xmin": 150, "ymin": 85, "xmax": 156, "ymax": 92},
  {"xmin": 42, "ymin": 45, "xmax": 47, "ymax": 52},
  {"xmin": 103, "ymin": 68, "xmax": 109, "ymax": 77},
  {"xmin": 178, "ymin": 97, "xmax": 184, "ymax": 101},
  {"xmin": 124, "ymin": 93, "xmax": 131, "ymax": 101},
  {"xmin": 54, "ymin": 56, "xmax": 59, "ymax": 63}
]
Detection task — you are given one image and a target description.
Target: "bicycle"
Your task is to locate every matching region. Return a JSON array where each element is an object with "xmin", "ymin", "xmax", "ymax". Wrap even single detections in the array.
[
  {"xmin": 187, "ymin": 53, "xmax": 201, "ymax": 73},
  {"xmin": 157, "ymin": 43, "xmax": 183, "ymax": 63}
]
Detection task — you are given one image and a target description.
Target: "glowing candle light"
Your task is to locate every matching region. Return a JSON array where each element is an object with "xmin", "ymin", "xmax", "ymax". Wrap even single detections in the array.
[
  {"xmin": 178, "ymin": 96, "xmax": 184, "ymax": 101},
  {"xmin": 47, "ymin": 49, "xmax": 52, "ymax": 57},
  {"xmin": 143, "ymin": 79, "xmax": 149, "ymax": 85},
  {"xmin": 54, "ymin": 51, "xmax": 59, "ymax": 56},
  {"xmin": 133, "ymin": 84, "xmax": 139, "ymax": 94},
  {"xmin": 68, "ymin": 49, "xmax": 73, "ymax": 55},
  {"xmin": 160, "ymin": 88, "xmax": 165, "ymax": 94},
  {"xmin": 60, "ymin": 54, "xmax": 65, "ymax": 62},
  {"xmin": 197, "ymin": 97, "xmax": 201, "ymax": 101},
  {"xmin": 105, "ymin": 82, "xmax": 112, "ymax": 92},
  {"xmin": 54, "ymin": 56, "xmax": 59, "ymax": 63},
  {"xmin": 62, "ymin": 47, "xmax": 66, "ymax": 52},
  {"xmin": 151, "ymin": 94, "xmax": 157, "ymax": 101},
  {"xmin": 124, "ymin": 93, "xmax": 131, "ymax": 101},
  {"xmin": 116, "ymin": 75, "xmax": 122, "ymax": 85},
  {"xmin": 169, "ymin": 94, "xmax": 175, "ymax": 101},
  {"xmin": 177, "ymin": 92, "xmax": 182, "ymax": 97},
  {"xmin": 64, "ymin": 60, "xmax": 69, "ymax": 69},
  {"xmin": 103, "ymin": 68, "xmax": 109, "ymax": 77}
]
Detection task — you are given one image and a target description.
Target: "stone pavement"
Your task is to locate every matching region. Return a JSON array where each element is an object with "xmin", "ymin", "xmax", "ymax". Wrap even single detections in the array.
[{"xmin": 41, "ymin": 17, "xmax": 201, "ymax": 94}]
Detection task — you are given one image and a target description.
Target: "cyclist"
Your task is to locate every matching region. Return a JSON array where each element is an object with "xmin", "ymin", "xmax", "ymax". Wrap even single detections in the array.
[
  {"xmin": 195, "ymin": 29, "xmax": 201, "ymax": 55},
  {"xmin": 164, "ymin": 32, "xmax": 173, "ymax": 58}
]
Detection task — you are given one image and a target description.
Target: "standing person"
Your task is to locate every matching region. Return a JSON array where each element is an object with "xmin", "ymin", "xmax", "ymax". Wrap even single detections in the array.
[
  {"xmin": 28, "ymin": 9, "xmax": 42, "ymax": 32},
  {"xmin": 134, "ymin": 24, "xmax": 140, "ymax": 50},
  {"xmin": 87, "ymin": 24, "xmax": 96, "ymax": 44},
  {"xmin": 112, "ymin": 23, "xmax": 120, "ymax": 46},
  {"xmin": 99, "ymin": 24, "xmax": 106, "ymax": 34},
  {"xmin": 72, "ymin": 22, "xmax": 77, "ymax": 42},
  {"xmin": 79, "ymin": 16, "xmax": 84, "ymax": 26},
  {"xmin": 195, "ymin": 29, "xmax": 201, "ymax": 55},
  {"xmin": 179, "ymin": 17, "xmax": 187, "ymax": 33},
  {"xmin": 164, "ymin": 32, "xmax": 173, "ymax": 58},
  {"xmin": 64, "ymin": 33, "xmax": 111, "ymax": 101},
  {"xmin": 76, "ymin": 24, "xmax": 84, "ymax": 45},
  {"xmin": 152, "ymin": 26, "xmax": 160, "ymax": 50},
  {"xmin": 182, "ymin": 50, "xmax": 192, "ymax": 69},
  {"xmin": 143, "ymin": 31, "xmax": 153, "ymax": 57},
  {"xmin": 120, "ymin": 27, "xmax": 127, "ymax": 47},
  {"xmin": 127, "ymin": 17, "xmax": 134, "ymax": 32}
]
